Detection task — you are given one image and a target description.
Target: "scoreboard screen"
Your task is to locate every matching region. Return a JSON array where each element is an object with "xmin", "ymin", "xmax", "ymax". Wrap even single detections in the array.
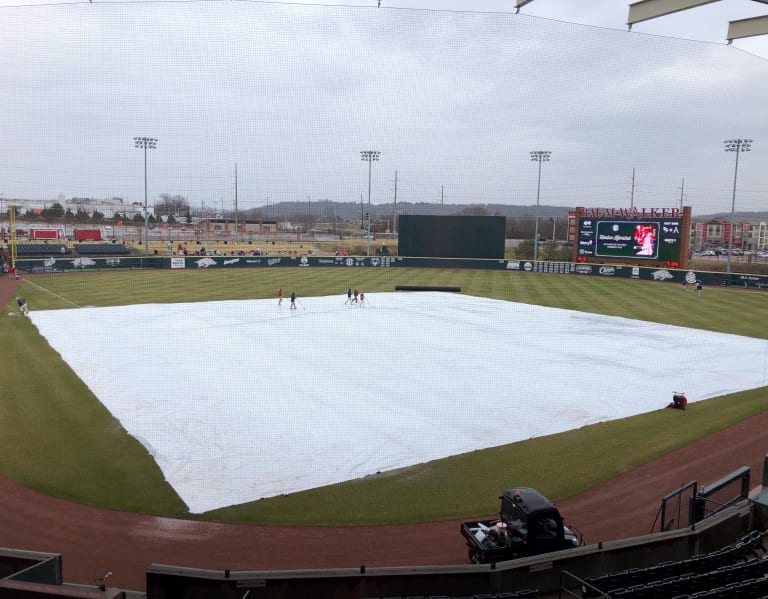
[
  {"xmin": 398, "ymin": 215, "xmax": 506, "ymax": 259},
  {"xmin": 577, "ymin": 217, "xmax": 683, "ymax": 262}
]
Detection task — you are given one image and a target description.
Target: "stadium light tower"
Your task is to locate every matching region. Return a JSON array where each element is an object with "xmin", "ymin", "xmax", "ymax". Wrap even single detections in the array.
[
  {"xmin": 134, "ymin": 137, "xmax": 158, "ymax": 256},
  {"xmin": 724, "ymin": 138, "xmax": 752, "ymax": 274},
  {"xmin": 360, "ymin": 150, "xmax": 380, "ymax": 257},
  {"xmin": 530, "ymin": 150, "xmax": 551, "ymax": 262}
]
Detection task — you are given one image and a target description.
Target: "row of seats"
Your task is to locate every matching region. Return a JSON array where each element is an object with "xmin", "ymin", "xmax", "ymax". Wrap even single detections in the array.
[
  {"xmin": 670, "ymin": 575, "xmax": 768, "ymax": 598},
  {"xmin": 13, "ymin": 243, "xmax": 71, "ymax": 255},
  {"xmin": 362, "ymin": 591, "xmax": 538, "ymax": 599},
  {"xmin": 606, "ymin": 558, "xmax": 768, "ymax": 598},
  {"xmin": 73, "ymin": 243, "xmax": 131, "ymax": 255},
  {"xmin": 10, "ymin": 243, "xmax": 131, "ymax": 257},
  {"xmin": 584, "ymin": 529, "xmax": 768, "ymax": 594}
]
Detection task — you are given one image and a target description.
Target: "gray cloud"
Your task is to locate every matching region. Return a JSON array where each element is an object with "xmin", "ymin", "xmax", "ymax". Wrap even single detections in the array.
[{"xmin": 0, "ymin": 1, "xmax": 766, "ymax": 214}]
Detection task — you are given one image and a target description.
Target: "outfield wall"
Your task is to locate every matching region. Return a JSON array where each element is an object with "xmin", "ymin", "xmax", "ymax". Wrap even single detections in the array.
[{"xmin": 12, "ymin": 255, "xmax": 768, "ymax": 290}]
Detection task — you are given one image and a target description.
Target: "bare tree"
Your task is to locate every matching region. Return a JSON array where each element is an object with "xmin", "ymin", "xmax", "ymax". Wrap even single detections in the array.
[
  {"xmin": 460, "ymin": 205, "xmax": 489, "ymax": 216},
  {"xmin": 156, "ymin": 194, "xmax": 190, "ymax": 217}
]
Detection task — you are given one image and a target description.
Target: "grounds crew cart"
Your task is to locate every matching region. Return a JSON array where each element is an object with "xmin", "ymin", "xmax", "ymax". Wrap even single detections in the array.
[{"xmin": 461, "ymin": 487, "xmax": 582, "ymax": 564}]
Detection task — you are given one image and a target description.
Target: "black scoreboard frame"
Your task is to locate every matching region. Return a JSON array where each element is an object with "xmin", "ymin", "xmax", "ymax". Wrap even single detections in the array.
[{"xmin": 397, "ymin": 215, "xmax": 506, "ymax": 259}]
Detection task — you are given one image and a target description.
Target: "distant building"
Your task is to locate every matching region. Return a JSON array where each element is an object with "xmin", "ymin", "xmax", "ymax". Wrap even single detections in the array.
[
  {"xmin": 200, "ymin": 218, "xmax": 278, "ymax": 234},
  {"xmin": 4, "ymin": 196, "xmax": 152, "ymax": 220},
  {"xmin": 691, "ymin": 216, "xmax": 766, "ymax": 251}
]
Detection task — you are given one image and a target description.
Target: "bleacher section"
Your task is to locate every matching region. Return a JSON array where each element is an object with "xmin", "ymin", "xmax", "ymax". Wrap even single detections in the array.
[
  {"xmin": 580, "ymin": 529, "xmax": 768, "ymax": 599},
  {"xmin": 9, "ymin": 243, "xmax": 131, "ymax": 257},
  {"xmin": 13, "ymin": 243, "xmax": 71, "ymax": 256},
  {"xmin": 72, "ymin": 243, "xmax": 130, "ymax": 255}
]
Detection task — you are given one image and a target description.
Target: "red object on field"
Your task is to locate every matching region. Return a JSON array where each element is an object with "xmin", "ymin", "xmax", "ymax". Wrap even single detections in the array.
[
  {"xmin": 73, "ymin": 229, "xmax": 102, "ymax": 241},
  {"xmin": 667, "ymin": 393, "xmax": 688, "ymax": 410}
]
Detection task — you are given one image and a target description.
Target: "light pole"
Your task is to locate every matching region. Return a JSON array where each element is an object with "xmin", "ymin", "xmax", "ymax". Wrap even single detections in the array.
[
  {"xmin": 724, "ymin": 139, "xmax": 752, "ymax": 274},
  {"xmin": 134, "ymin": 137, "xmax": 157, "ymax": 255},
  {"xmin": 530, "ymin": 150, "xmax": 551, "ymax": 262},
  {"xmin": 360, "ymin": 150, "xmax": 380, "ymax": 257}
]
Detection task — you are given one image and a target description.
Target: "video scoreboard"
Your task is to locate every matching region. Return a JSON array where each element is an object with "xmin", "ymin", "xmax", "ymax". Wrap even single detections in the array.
[{"xmin": 574, "ymin": 207, "xmax": 690, "ymax": 268}]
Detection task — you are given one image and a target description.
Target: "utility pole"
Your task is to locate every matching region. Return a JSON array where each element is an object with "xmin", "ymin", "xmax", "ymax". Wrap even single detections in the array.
[
  {"xmin": 234, "ymin": 163, "xmax": 238, "ymax": 242},
  {"xmin": 392, "ymin": 170, "xmax": 398, "ymax": 235}
]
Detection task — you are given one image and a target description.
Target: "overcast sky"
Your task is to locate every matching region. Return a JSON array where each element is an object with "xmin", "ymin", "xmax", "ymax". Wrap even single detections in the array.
[{"xmin": 1, "ymin": 0, "xmax": 766, "ymax": 216}]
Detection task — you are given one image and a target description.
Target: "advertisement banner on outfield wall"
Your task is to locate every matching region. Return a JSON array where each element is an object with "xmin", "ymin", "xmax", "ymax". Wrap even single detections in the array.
[
  {"xmin": 17, "ymin": 256, "xmax": 162, "ymax": 273},
  {"xmin": 13, "ymin": 256, "xmax": 767, "ymax": 290},
  {"xmin": 506, "ymin": 261, "xmax": 767, "ymax": 290},
  {"xmin": 177, "ymin": 256, "xmax": 291, "ymax": 268},
  {"xmin": 172, "ymin": 255, "xmax": 398, "ymax": 268}
]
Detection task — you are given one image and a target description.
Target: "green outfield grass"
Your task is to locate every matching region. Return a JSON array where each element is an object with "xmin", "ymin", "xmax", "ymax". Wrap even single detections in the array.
[{"xmin": 1, "ymin": 268, "xmax": 766, "ymax": 525}]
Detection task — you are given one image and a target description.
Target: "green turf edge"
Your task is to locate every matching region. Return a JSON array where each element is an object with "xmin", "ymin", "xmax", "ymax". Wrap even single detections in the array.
[
  {"xmin": 1, "ymin": 268, "xmax": 766, "ymax": 524},
  {"xmin": 206, "ymin": 386, "xmax": 767, "ymax": 525},
  {"xmin": 0, "ymin": 312, "xmax": 187, "ymax": 515}
]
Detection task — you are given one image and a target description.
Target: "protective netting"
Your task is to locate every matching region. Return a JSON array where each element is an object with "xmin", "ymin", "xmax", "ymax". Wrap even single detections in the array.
[{"xmin": 0, "ymin": 2, "xmax": 766, "ymax": 214}]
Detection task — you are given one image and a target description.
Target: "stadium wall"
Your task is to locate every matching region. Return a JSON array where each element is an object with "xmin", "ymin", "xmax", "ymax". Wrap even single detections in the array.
[
  {"xmin": 0, "ymin": 494, "xmax": 761, "ymax": 598},
  {"xmin": 144, "ymin": 501, "xmax": 755, "ymax": 599},
  {"xmin": 13, "ymin": 255, "xmax": 768, "ymax": 289}
]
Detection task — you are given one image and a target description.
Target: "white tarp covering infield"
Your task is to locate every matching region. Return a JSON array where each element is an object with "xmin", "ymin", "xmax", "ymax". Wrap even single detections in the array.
[{"xmin": 29, "ymin": 292, "xmax": 768, "ymax": 513}]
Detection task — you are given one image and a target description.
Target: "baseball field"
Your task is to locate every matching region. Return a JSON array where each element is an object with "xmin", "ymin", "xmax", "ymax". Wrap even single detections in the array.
[{"xmin": 1, "ymin": 267, "xmax": 766, "ymax": 526}]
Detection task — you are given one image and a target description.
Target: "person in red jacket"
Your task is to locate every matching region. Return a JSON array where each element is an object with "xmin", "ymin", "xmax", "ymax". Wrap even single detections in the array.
[{"xmin": 667, "ymin": 393, "xmax": 687, "ymax": 410}]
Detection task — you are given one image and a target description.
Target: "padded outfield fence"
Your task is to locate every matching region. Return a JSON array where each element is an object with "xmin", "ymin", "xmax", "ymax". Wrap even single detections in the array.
[{"xmin": 10, "ymin": 255, "xmax": 768, "ymax": 290}]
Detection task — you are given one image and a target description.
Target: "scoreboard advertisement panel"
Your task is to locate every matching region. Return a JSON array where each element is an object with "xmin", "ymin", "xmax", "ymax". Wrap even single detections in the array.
[{"xmin": 577, "ymin": 215, "xmax": 683, "ymax": 264}]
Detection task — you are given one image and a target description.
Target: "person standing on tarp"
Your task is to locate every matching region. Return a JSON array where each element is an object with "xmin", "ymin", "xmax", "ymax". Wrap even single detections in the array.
[
  {"xmin": 278, "ymin": 288, "xmax": 283, "ymax": 306},
  {"xmin": 290, "ymin": 291, "xmax": 297, "ymax": 310}
]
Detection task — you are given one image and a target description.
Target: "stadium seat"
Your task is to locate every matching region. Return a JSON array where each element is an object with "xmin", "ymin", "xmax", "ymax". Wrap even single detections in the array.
[
  {"xmin": 15, "ymin": 243, "xmax": 71, "ymax": 256},
  {"xmin": 74, "ymin": 243, "xmax": 130, "ymax": 256}
]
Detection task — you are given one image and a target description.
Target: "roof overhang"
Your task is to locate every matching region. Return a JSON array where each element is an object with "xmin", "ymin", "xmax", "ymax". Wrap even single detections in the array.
[
  {"xmin": 517, "ymin": 0, "xmax": 768, "ymax": 43},
  {"xmin": 627, "ymin": 0, "xmax": 721, "ymax": 29},
  {"xmin": 514, "ymin": 0, "xmax": 535, "ymax": 13},
  {"xmin": 727, "ymin": 14, "xmax": 768, "ymax": 41}
]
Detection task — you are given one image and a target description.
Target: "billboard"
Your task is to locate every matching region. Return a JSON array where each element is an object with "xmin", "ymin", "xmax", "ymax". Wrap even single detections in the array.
[
  {"xmin": 74, "ymin": 228, "xmax": 103, "ymax": 241},
  {"xmin": 29, "ymin": 228, "xmax": 63, "ymax": 240},
  {"xmin": 397, "ymin": 215, "xmax": 506, "ymax": 259},
  {"xmin": 577, "ymin": 216, "xmax": 683, "ymax": 265}
]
